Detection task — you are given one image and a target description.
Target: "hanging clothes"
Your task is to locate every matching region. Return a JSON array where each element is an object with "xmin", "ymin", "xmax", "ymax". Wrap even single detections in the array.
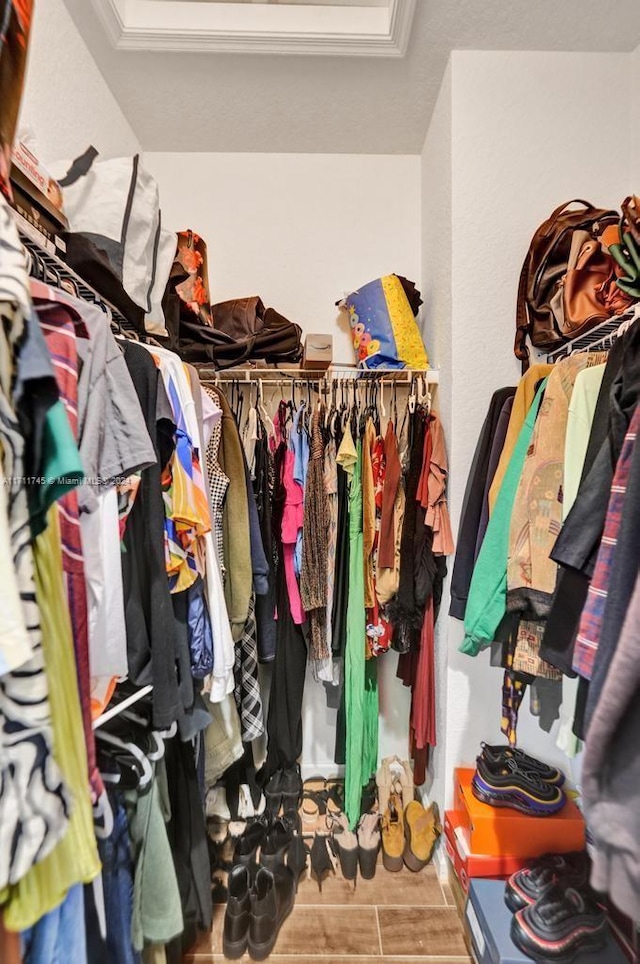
[
  {"xmin": 300, "ymin": 405, "xmax": 330, "ymax": 671},
  {"xmin": 344, "ymin": 438, "xmax": 366, "ymax": 829},
  {"xmin": 260, "ymin": 439, "xmax": 307, "ymax": 782},
  {"xmin": 461, "ymin": 381, "xmax": 546, "ymax": 657},
  {"xmin": 450, "ymin": 386, "xmax": 515, "ymax": 619}
]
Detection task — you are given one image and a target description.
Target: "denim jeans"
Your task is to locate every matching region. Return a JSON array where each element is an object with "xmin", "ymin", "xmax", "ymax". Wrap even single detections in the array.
[
  {"xmin": 22, "ymin": 884, "xmax": 87, "ymax": 964},
  {"xmin": 98, "ymin": 793, "xmax": 140, "ymax": 964}
]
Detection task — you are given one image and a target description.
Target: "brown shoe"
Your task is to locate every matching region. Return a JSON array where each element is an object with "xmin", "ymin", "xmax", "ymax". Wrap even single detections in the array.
[
  {"xmin": 403, "ymin": 800, "xmax": 441, "ymax": 872},
  {"xmin": 381, "ymin": 794, "xmax": 404, "ymax": 872}
]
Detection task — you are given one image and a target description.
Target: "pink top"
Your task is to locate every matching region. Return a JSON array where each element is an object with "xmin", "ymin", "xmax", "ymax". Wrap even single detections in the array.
[{"xmin": 281, "ymin": 447, "xmax": 305, "ymax": 624}]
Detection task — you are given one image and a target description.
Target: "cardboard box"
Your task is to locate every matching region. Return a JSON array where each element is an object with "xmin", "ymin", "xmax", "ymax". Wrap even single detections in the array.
[
  {"xmin": 466, "ymin": 878, "xmax": 627, "ymax": 964},
  {"xmin": 444, "ymin": 809, "xmax": 528, "ymax": 893},
  {"xmin": 455, "ymin": 767, "xmax": 585, "ymax": 858},
  {"xmin": 303, "ymin": 334, "xmax": 332, "ymax": 370},
  {"xmin": 445, "ymin": 855, "xmax": 468, "ymax": 920},
  {"xmin": 11, "ymin": 141, "xmax": 66, "ymax": 220}
]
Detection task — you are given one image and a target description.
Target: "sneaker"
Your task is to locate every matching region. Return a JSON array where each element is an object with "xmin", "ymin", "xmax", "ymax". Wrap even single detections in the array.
[
  {"xmin": 248, "ymin": 865, "xmax": 296, "ymax": 961},
  {"xmin": 505, "ymin": 851, "xmax": 590, "ymax": 913},
  {"xmin": 472, "ymin": 755, "xmax": 565, "ymax": 816},
  {"xmin": 381, "ymin": 793, "xmax": 404, "ymax": 872},
  {"xmin": 403, "ymin": 800, "xmax": 441, "ymax": 872},
  {"xmin": 481, "ymin": 744, "xmax": 565, "ymax": 787},
  {"xmin": 223, "ymin": 865, "xmax": 252, "ymax": 959},
  {"xmin": 511, "ymin": 885, "xmax": 607, "ymax": 963}
]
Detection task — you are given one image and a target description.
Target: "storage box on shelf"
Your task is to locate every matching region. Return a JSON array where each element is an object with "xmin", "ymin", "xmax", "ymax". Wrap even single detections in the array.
[
  {"xmin": 454, "ymin": 767, "xmax": 585, "ymax": 859},
  {"xmin": 466, "ymin": 878, "xmax": 627, "ymax": 964},
  {"xmin": 444, "ymin": 809, "xmax": 528, "ymax": 894}
]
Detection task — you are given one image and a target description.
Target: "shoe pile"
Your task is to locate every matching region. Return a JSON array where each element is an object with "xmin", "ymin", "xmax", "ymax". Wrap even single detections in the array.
[
  {"xmin": 377, "ymin": 757, "xmax": 441, "ymax": 874},
  {"xmin": 263, "ymin": 763, "xmax": 303, "ymax": 817},
  {"xmin": 505, "ymin": 852, "xmax": 610, "ymax": 961},
  {"xmin": 297, "ymin": 775, "xmax": 380, "ymax": 887},
  {"xmin": 331, "ymin": 811, "xmax": 381, "ymax": 882},
  {"xmin": 443, "ymin": 746, "xmax": 586, "ymax": 928},
  {"xmin": 224, "ymin": 864, "xmax": 296, "ymax": 961},
  {"xmin": 472, "ymin": 744, "xmax": 567, "ymax": 816},
  {"xmin": 222, "ymin": 808, "xmax": 307, "ymax": 959}
]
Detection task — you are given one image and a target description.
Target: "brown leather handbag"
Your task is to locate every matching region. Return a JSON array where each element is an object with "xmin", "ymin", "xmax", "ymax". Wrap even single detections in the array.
[{"xmin": 515, "ymin": 200, "xmax": 620, "ymax": 369}]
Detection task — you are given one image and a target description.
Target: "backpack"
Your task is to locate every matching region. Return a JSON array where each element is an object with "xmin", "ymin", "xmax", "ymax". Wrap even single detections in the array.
[
  {"xmin": 514, "ymin": 199, "xmax": 625, "ymax": 369},
  {"xmin": 57, "ymin": 147, "xmax": 163, "ymax": 314}
]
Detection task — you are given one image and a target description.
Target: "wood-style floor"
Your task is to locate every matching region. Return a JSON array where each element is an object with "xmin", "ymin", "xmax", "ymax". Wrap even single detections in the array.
[{"xmin": 185, "ymin": 857, "xmax": 471, "ymax": 963}]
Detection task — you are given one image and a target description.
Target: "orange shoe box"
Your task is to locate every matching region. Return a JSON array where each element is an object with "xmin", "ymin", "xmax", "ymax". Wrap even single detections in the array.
[
  {"xmin": 454, "ymin": 767, "xmax": 585, "ymax": 858},
  {"xmin": 444, "ymin": 809, "xmax": 529, "ymax": 893}
]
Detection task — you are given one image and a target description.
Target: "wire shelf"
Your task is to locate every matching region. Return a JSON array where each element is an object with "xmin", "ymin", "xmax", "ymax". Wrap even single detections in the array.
[
  {"xmin": 195, "ymin": 365, "xmax": 439, "ymax": 385},
  {"xmin": 546, "ymin": 315, "xmax": 632, "ymax": 363},
  {"xmin": 16, "ymin": 216, "xmax": 140, "ymax": 336}
]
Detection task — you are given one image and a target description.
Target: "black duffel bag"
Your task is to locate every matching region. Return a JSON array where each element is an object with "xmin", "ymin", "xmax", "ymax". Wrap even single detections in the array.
[{"xmin": 165, "ymin": 283, "xmax": 302, "ymax": 369}]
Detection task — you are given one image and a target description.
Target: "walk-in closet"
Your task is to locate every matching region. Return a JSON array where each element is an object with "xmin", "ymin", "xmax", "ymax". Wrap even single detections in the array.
[{"xmin": 1, "ymin": 1, "xmax": 640, "ymax": 962}]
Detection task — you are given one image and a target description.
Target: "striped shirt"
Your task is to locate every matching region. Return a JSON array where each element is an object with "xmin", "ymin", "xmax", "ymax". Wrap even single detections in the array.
[{"xmin": 573, "ymin": 403, "xmax": 640, "ymax": 679}]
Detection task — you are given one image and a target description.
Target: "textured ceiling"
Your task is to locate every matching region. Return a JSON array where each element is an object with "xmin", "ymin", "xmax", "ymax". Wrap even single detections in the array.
[{"xmin": 62, "ymin": 0, "xmax": 640, "ymax": 154}]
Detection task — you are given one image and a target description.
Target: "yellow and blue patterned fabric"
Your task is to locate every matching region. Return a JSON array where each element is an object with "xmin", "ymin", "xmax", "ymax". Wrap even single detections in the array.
[{"xmin": 343, "ymin": 274, "xmax": 428, "ymax": 370}]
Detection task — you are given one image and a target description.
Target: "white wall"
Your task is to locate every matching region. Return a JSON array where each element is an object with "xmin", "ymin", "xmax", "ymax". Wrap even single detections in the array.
[
  {"xmin": 145, "ymin": 151, "xmax": 422, "ymax": 773},
  {"xmin": 420, "ymin": 61, "xmax": 452, "ymax": 811},
  {"xmin": 18, "ymin": 0, "xmax": 140, "ymax": 166},
  {"xmin": 145, "ymin": 152, "xmax": 421, "ymax": 367},
  {"xmin": 425, "ymin": 49, "xmax": 633, "ymax": 805}
]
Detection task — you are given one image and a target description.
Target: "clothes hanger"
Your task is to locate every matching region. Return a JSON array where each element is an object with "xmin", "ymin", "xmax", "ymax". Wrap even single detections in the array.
[
  {"xmin": 95, "ymin": 729, "xmax": 154, "ymax": 790},
  {"xmin": 93, "ymin": 789, "xmax": 115, "ymax": 840},
  {"xmin": 256, "ymin": 379, "xmax": 275, "ymax": 439}
]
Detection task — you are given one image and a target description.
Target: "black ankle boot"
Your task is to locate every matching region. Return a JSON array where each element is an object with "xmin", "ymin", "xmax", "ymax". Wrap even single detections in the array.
[
  {"xmin": 264, "ymin": 769, "xmax": 284, "ymax": 816},
  {"xmin": 223, "ymin": 865, "xmax": 252, "ymax": 959},
  {"xmin": 280, "ymin": 764, "xmax": 302, "ymax": 811},
  {"xmin": 260, "ymin": 813, "xmax": 297, "ymax": 870},
  {"xmin": 233, "ymin": 812, "xmax": 272, "ymax": 867},
  {"xmin": 248, "ymin": 866, "xmax": 296, "ymax": 961}
]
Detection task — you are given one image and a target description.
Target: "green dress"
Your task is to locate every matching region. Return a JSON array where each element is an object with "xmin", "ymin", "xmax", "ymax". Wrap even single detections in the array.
[{"xmin": 344, "ymin": 439, "xmax": 365, "ymax": 828}]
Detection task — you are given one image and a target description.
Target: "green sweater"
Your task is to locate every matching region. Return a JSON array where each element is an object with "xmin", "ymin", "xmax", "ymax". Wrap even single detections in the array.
[{"xmin": 460, "ymin": 380, "xmax": 547, "ymax": 657}]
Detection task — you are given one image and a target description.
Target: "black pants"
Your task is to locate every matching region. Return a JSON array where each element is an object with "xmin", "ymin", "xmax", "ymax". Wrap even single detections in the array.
[{"xmin": 262, "ymin": 565, "xmax": 307, "ymax": 780}]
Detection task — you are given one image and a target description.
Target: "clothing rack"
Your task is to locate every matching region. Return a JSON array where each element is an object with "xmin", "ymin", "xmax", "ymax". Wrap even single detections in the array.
[
  {"xmin": 17, "ymin": 221, "xmax": 141, "ymax": 338},
  {"xmin": 195, "ymin": 365, "xmax": 440, "ymax": 385}
]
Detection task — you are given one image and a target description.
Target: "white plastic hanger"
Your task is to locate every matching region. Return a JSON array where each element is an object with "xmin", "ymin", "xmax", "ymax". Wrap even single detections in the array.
[{"xmin": 96, "ymin": 730, "xmax": 154, "ymax": 790}]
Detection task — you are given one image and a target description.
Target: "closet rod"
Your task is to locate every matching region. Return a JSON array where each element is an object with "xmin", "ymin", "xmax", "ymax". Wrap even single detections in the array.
[{"xmin": 194, "ymin": 366, "xmax": 439, "ymax": 385}]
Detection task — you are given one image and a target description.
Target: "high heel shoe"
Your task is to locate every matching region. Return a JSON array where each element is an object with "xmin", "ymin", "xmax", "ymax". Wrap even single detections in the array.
[
  {"xmin": 331, "ymin": 812, "xmax": 358, "ymax": 881},
  {"xmin": 357, "ymin": 812, "xmax": 381, "ymax": 880},
  {"xmin": 309, "ymin": 833, "xmax": 335, "ymax": 892},
  {"xmin": 397, "ymin": 759, "xmax": 415, "ymax": 810},
  {"xmin": 286, "ymin": 834, "xmax": 308, "ymax": 892},
  {"xmin": 375, "ymin": 759, "xmax": 393, "ymax": 816}
]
